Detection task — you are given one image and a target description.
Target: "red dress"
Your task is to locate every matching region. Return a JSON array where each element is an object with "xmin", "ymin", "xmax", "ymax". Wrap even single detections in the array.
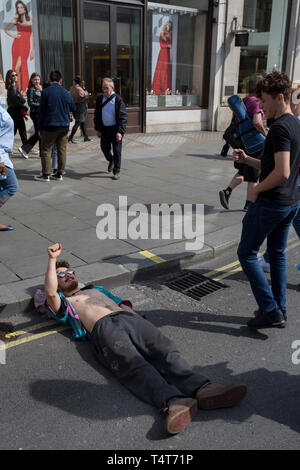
[
  {"xmin": 12, "ymin": 23, "xmax": 32, "ymax": 93},
  {"xmin": 152, "ymin": 32, "xmax": 172, "ymax": 95}
]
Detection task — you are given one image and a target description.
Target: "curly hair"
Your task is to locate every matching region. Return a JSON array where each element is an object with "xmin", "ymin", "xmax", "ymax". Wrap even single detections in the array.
[
  {"xmin": 56, "ymin": 260, "xmax": 70, "ymax": 270},
  {"xmin": 256, "ymin": 71, "xmax": 292, "ymax": 103}
]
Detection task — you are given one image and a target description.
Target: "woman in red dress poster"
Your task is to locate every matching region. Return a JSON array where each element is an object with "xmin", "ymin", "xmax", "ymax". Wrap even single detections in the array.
[
  {"xmin": 152, "ymin": 20, "xmax": 172, "ymax": 95},
  {"xmin": 4, "ymin": 1, "xmax": 34, "ymax": 95}
]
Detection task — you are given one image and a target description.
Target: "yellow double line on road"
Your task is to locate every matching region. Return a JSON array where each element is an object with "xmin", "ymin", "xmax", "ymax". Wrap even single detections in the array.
[
  {"xmin": 3, "ymin": 238, "xmax": 299, "ymax": 351},
  {"xmin": 3, "ymin": 322, "xmax": 70, "ymax": 350}
]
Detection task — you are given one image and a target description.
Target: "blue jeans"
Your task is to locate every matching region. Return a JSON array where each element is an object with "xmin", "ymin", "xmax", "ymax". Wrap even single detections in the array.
[
  {"xmin": 237, "ymin": 198, "xmax": 300, "ymax": 313},
  {"xmin": 51, "ymin": 145, "xmax": 58, "ymax": 170},
  {"xmin": 264, "ymin": 208, "xmax": 300, "ymax": 264},
  {"xmin": 0, "ymin": 167, "xmax": 19, "ymax": 208}
]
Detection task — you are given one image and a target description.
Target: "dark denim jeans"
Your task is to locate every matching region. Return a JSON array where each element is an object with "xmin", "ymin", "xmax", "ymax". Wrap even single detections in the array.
[
  {"xmin": 264, "ymin": 209, "xmax": 300, "ymax": 265},
  {"xmin": 238, "ymin": 198, "xmax": 300, "ymax": 313}
]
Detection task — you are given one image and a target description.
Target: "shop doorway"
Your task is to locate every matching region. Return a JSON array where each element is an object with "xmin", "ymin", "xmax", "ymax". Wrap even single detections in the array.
[{"xmin": 83, "ymin": 1, "xmax": 143, "ymax": 133}]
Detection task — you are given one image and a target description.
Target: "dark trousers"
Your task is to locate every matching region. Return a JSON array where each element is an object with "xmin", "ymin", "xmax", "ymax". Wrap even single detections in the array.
[
  {"xmin": 8, "ymin": 109, "xmax": 27, "ymax": 145},
  {"xmin": 69, "ymin": 120, "xmax": 88, "ymax": 140},
  {"xmin": 90, "ymin": 311, "xmax": 208, "ymax": 410},
  {"xmin": 22, "ymin": 113, "xmax": 40, "ymax": 154},
  {"xmin": 100, "ymin": 126, "xmax": 122, "ymax": 175}
]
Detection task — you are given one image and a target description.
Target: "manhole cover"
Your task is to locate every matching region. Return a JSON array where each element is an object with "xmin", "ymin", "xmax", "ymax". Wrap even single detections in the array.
[{"xmin": 164, "ymin": 270, "xmax": 228, "ymax": 301}]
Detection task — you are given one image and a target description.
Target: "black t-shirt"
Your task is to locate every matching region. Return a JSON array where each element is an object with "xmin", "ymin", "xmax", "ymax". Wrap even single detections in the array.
[{"xmin": 259, "ymin": 113, "xmax": 300, "ymax": 205}]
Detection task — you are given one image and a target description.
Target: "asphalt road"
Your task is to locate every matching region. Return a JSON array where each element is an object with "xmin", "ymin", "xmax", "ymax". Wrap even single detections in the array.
[{"xmin": 1, "ymin": 240, "xmax": 300, "ymax": 451}]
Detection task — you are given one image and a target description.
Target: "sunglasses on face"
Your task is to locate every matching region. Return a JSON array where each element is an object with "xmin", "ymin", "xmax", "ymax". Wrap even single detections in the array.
[
  {"xmin": 11, "ymin": 74, "xmax": 17, "ymax": 77},
  {"xmin": 57, "ymin": 269, "xmax": 75, "ymax": 278}
]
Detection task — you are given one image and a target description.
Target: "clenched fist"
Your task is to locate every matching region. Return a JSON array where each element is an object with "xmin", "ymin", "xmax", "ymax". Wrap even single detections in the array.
[{"xmin": 48, "ymin": 243, "xmax": 62, "ymax": 259}]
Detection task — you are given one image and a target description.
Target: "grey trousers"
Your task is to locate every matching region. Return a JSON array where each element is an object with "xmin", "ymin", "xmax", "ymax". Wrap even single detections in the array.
[{"xmin": 90, "ymin": 311, "xmax": 209, "ymax": 410}]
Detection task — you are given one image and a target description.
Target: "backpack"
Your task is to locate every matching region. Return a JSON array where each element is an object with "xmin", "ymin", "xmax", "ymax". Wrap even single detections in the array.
[{"xmin": 228, "ymin": 95, "xmax": 265, "ymax": 155}]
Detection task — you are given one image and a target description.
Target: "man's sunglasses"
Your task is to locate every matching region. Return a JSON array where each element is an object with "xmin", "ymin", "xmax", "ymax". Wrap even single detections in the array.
[{"xmin": 57, "ymin": 269, "xmax": 75, "ymax": 278}]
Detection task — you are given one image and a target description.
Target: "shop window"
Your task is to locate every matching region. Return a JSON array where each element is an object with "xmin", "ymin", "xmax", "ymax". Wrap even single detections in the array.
[
  {"xmin": 84, "ymin": 3, "xmax": 110, "ymax": 107},
  {"xmin": 238, "ymin": 0, "xmax": 290, "ymax": 94},
  {"xmin": 147, "ymin": 1, "xmax": 208, "ymax": 109},
  {"xmin": 37, "ymin": 0, "xmax": 74, "ymax": 89},
  {"xmin": 116, "ymin": 7, "xmax": 141, "ymax": 107}
]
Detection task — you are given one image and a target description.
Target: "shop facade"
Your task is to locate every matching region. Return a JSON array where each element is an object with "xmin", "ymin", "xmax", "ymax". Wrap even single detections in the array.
[{"xmin": 0, "ymin": 0, "xmax": 299, "ymax": 133}]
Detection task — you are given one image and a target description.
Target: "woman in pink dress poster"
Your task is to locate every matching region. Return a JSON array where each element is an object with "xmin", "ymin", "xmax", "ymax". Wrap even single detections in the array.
[
  {"xmin": 152, "ymin": 20, "xmax": 172, "ymax": 96},
  {"xmin": 4, "ymin": 1, "xmax": 34, "ymax": 95}
]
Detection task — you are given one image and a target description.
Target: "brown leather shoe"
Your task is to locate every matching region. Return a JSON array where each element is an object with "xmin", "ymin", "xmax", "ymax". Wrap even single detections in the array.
[
  {"xmin": 196, "ymin": 383, "xmax": 247, "ymax": 410},
  {"xmin": 166, "ymin": 398, "xmax": 198, "ymax": 434}
]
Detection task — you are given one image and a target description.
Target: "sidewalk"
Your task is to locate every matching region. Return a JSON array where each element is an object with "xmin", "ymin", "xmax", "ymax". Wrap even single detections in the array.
[{"xmin": 0, "ymin": 130, "xmax": 248, "ymax": 315}]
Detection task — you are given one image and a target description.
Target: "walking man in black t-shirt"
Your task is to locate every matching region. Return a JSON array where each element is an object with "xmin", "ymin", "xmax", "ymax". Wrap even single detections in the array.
[{"xmin": 233, "ymin": 72, "xmax": 300, "ymax": 329}]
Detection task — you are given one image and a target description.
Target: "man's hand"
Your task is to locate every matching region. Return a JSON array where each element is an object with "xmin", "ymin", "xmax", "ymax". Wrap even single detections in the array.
[
  {"xmin": 116, "ymin": 133, "xmax": 122, "ymax": 142},
  {"xmin": 0, "ymin": 163, "xmax": 8, "ymax": 176},
  {"xmin": 232, "ymin": 148, "xmax": 248, "ymax": 164},
  {"xmin": 48, "ymin": 243, "xmax": 62, "ymax": 259}
]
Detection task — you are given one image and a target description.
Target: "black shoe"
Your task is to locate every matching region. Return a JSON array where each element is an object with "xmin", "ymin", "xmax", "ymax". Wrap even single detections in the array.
[
  {"xmin": 68, "ymin": 138, "xmax": 77, "ymax": 144},
  {"xmin": 247, "ymin": 308, "xmax": 286, "ymax": 329},
  {"xmin": 84, "ymin": 137, "xmax": 92, "ymax": 142},
  {"xmin": 50, "ymin": 173, "xmax": 63, "ymax": 181},
  {"xmin": 219, "ymin": 190, "xmax": 230, "ymax": 210},
  {"xmin": 108, "ymin": 161, "xmax": 114, "ymax": 173}
]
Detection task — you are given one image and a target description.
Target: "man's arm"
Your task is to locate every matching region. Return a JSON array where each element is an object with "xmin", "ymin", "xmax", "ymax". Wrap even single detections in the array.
[
  {"xmin": 253, "ymin": 112, "xmax": 268, "ymax": 137},
  {"xmin": 253, "ymin": 151, "xmax": 290, "ymax": 197},
  {"xmin": 233, "ymin": 149, "xmax": 290, "ymax": 202},
  {"xmin": 233, "ymin": 149, "xmax": 261, "ymax": 169},
  {"xmin": 45, "ymin": 243, "xmax": 63, "ymax": 312}
]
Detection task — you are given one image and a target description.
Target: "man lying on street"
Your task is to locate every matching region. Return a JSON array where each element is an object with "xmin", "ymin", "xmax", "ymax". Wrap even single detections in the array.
[{"xmin": 44, "ymin": 243, "xmax": 247, "ymax": 435}]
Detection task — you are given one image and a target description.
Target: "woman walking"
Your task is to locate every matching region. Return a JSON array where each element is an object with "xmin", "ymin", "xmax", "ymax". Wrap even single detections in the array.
[
  {"xmin": 68, "ymin": 76, "xmax": 91, "ymax": 143},
  {"xmin": 5, "ymin": 69, "xmax": 28, "ymax": 151},
  {"xmin": 18, "ymin": 72, "xmax": 42, "ymax": 158}
]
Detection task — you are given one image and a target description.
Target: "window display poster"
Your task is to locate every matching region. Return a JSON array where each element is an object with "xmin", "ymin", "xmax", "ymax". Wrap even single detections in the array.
[
  {"xmin": 151, "ymin": 12, "xmax": 178, "ymax": 95},
  {"xmin": 0, "ymin": 0, "xmax": 40, "ymax": 95}
]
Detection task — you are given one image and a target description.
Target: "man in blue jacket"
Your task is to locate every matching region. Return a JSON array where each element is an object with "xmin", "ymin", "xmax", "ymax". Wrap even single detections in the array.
[{"xmin": 35, "ymin": 70, "xmax": 76, "ymax": 182}]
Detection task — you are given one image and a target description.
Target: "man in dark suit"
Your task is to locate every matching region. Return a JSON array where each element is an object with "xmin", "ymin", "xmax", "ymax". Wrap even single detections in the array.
[{"xmin": 94, "ymin": 78, "xmax": 127, "ymax": 180}]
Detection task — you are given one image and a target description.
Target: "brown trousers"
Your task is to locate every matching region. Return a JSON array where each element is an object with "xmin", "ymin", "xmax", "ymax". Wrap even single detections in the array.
[{"xmin": 40, "ymin": 129, "xmax": 68, "ymax": 175}]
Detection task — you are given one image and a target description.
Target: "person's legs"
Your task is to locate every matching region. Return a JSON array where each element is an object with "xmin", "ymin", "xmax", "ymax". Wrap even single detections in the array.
[
  {"xmin": 112, "ymin": 137, "xmax": 122, "ymax": 175},
  {"xmin": 0, "ymin": 167, "xmax": 19, "ymax": 208},
  {"xmin": 100, "ymin": 130, "xmax": 113, "ymax": 162},
  {"xmin": 292, "ymin": 208, "xmax": 300, "ymax": 239},
  {"xmin": 51, "ymin": 145, "xmax": 58, "ymax": 171},
  {"xmin": 40, "ymin": 131, "xmax": 56, "ymax": 176},
  {"xmin": 267, "ymin": 203, "xmax": 300, "ymax": 313},
  {"xmin": 21, "ymin": 114, "xmax": 39, "ymax": 154},
  {"xmin": 237, "ymin": 199, "xmax": 297, "ymax": 315},
  {"xmin": 80, "ymin": 122, "xmax": 89, "ymax": 140},
  {"xmin": 219, "ymin": 172, "xmax": 243, "ymax": 210},
  {"xmin": 68, "ymin": 120, "xmax": 80, "ymax": 142},
  {"xmin": 55, "ymin": 131, "xmax": 68, "ymax": 175},
  {"xmin": 17, "ymin": 114, "xmax": 27, "ymax": 145},
  {"xmin": 91, "ymin": 313, "xmax": 189, "ymax": 410}
]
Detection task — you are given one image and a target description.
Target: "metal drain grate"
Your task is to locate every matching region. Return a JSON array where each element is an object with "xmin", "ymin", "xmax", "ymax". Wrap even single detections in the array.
[{"xmin": 164, "ymin": 270, "xmax": 228, "ymax": 301}]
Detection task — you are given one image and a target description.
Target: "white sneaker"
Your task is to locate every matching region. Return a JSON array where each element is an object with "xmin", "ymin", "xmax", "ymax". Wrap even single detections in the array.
[
  {"xmin": 258, "ymin": 255, "xmax": 271, "ymax": 273},
  {"xmin": 18, "ymin": 147, "xmax": 29, "ymax": 159}
]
